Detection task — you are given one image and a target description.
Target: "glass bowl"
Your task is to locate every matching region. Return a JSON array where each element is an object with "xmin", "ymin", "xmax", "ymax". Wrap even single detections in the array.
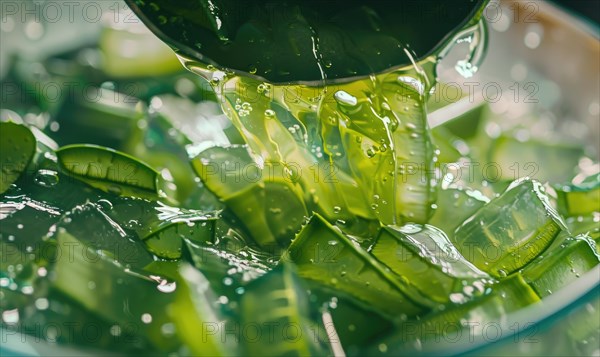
[{"xmin": 1, "ymin": 0, "xmax": 598, "ymax": 355}]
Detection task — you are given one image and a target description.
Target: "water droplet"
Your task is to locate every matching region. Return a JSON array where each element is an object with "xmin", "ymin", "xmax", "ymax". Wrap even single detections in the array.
[
  {"xmin": 397, "ymin": 76, "xmax": 424, "ymax": 95},
  {"xmin": 35, "ymin": 298, "xmax": 49, "ymax": 310},
  {"xmin": 157, "ymin": 281, "xmax": 177, "ymax": 293},
  {"xmin": 141, "ymin": 313, "xmax": 153, "ymax": 324},
  {"xmin": 110, "ymin": 325, "xmax": 122, "ymax": 336},
  {"xmin": 2, "ymin": 309, "xmax": 19, "ymax": 324},
  {"xmin": 24, "ymin": 20, "xmax": 44, "ymax": 40},
  {"xmin": 524, "ymin": 24, "xmax": 543, "ymax": 49},
  {"xmin": 334, "ymin": 90, "xmax": 358, "ymax": 107},
  {"xmin": 450, "ymin": 293, "xmax": 467, "ymax": 304},
  {"xmin": 34, "ymin": 169, "xmax": 59, "ymax": 188},
  {"xmin": 455, "ymin": 60, "xmax": 478, "ymax": 78},
  {"xmin": 333, "ymin": 206, "xmax": 341, "ymax": 214},
  {"xmin": 264, "ymin": 109, "xmax": 276, "ymax": 118},
  {"xmin": 97, "ymin": 199, "xmax": 113, "ymax": 210}
]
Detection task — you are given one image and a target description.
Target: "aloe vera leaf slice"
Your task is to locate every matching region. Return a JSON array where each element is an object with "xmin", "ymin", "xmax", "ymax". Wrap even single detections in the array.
[
  {"xmin": 522, "ymin": 235, "xmax": 600, "ymax": 297},
  {"xmin": 283, "ymin": 213, "xmax": 433, "ymax": 317},
  {"xmin": 0, "ymin": 122, "xmax": 36, "ymax": 194},
  {"xmin": 372, "ymin": 224, "xmax": 490, "ymax": 304},
  {"xmin": 452, "ymin": 178, "xmax": 567, "ymax": 278},
  {"xmin": 56, "ymin": 144, "xmax": 162, "ymax": 199},
  {"xmin": 240, "ymin": 263, "xmax": 330, "ymax": 356},
  {"xmin": 555, "ymin": 173, "xmax": 600, "ymax": 217}
]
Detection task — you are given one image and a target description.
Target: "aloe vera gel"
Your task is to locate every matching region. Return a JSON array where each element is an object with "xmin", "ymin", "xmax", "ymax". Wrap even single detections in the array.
[{"xmin": 1, "ymin": 1, "xmax": 599, "ymax": 356}]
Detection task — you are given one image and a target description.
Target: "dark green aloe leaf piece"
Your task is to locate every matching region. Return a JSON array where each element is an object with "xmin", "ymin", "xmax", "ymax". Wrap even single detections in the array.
[
  {"xmin": 56, "ymin": 201, "xmax": 154, "ymax": 268},
  {"xmin": 368, "ymin": 273, "xmax": 539, "ymax": 356},
  {"xmin": 52, "ymin": 229, "xmax": 181, "ymax": 352},
  {"xmin": 166, "ymin": 264, "xmax": 238, "ymax": 356},
  {"xmin": 143, "ymin": 231, "xmax": 184, "ymax": 260},
  {"xmin": 180, "ymin": 231, "xmax": 278, "ymax": 313},
  {"xmin": 0, "ymin": 240, "xmax": 43, "ymax": 307},
  {"xmin": 182, "ymin": 239, "xmax": 266, "ymax": 299},
  {"xmin": 135, "ymin": 202, "xmax": 218, "ymax": 243},
  {"xmin": 372, "ymin": 224, "xmax": 491, "ymax": 304},
  {"xmin": 452, "ymin": 178, "xmax": 567, "ymax": 278},
  {"xmin": 522, "ymin": 234, "xmax": 599, "ymax": 297},
  {"xmin": 107, "ymin": 197, "xmax": 219, "ymax": 259},
  {"xmin": 0, "ymin": 122, "xmax": 36, "ymax": 194},
  {"xmin": 7, "ymin": 289, "xmax": 149, "ymax": 353},
  {"xmin": 283, "ymin": 213, "xmax": 433, "ymax": 317},
  {"xmin": 0, "ymin": 239, "xmax": 148, "ymax": 353},
  {"xmin": 52, "ymin": 230, "xmax": 231, "ymax": 355},
  {"xmin": 240, "ymin": 263, "xmax": 330, "ymax": 356},
  {"xmin": 0, "ymin": 194, "xmax": 63, "ymax": 248},
  {"xmin": 56, "ymin": 144, "xmax": 163, "ymax": 200},
  {"xmin": 555, "ymin": 173, "xmax": 600, "ymax": 217},
  {"xmin": 141, "ymin": 213, "xmax": 216, "ymax": 260}
]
